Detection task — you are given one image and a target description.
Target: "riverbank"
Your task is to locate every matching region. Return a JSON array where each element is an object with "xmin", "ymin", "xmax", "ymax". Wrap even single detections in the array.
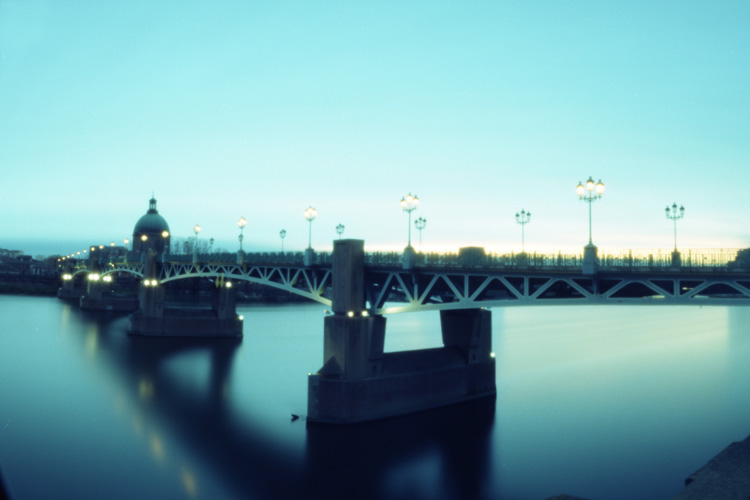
[
  {"xmin": 548, "ymin": 433, "xmax": 750, "ymax": 500},
  {"xmin": 0, "ymin": 277, "xmax": 58, "ymax": 296},
  {"xmin": 670, "ymin": 433, "xmax": 750, "ymax": 499}
]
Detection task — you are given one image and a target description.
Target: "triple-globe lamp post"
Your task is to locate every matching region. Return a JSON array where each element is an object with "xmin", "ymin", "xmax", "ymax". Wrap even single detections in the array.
[
  {"xmin": 400, "ymin": 193, "xmax": 419, "ymax": 248},
  {"xmin": 665, "ymin": 203, "xmax": 685, "ymax": 267},
  {"xmin": 238, "ymin": 217, "xmax": 247, "ymax": 252},
  {"xmin": 279, "ymin": 229, "xmax": 287, "ymax": 253},
  {"xmin": 336, "ymin": 223, "xmax": 345, "ymax": 240},
  {"xmin": 576, "ymin": 177, "xmax": 605, "ymax": 273},
  {"xmin": 576, "ymin": 177, "xmax": 605, "ymax": 245},
  {"xmin": 304, "ymin": 207, "xmax": 317, "ymax": 266},
  {"xmin": 515, "ymin": 210, "xmax": 531, "ymax": 253},
  {"xmin": 665, "ymin": 203, "xmax": 685, "ymax": 251},
  {"xmin": 400, "ymin": 193, "xmax": 419, "ymax": 269},
  {"xmin": 237, "ymin": 217, "xmax": 247, "ymax": 264},
  {"xmin": 415, "ymin": 216, "xmax": 427, "ymax": 250},
  {"xmin": 304, "ymin": 207, "xmax": 317, "ymax": 249}
]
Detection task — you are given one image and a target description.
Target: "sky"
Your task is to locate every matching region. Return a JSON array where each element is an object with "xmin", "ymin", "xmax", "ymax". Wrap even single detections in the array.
[{"xmin": 1, "ymin": 1, "xmax": 749, "ymax": 257}]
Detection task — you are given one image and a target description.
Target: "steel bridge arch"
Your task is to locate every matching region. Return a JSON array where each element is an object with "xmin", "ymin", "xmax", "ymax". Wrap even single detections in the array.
[
  {"xmin": 100, "ymin": 268, "xmax": 144, "ymax": 278},
  {"xmin": 70, "ymin": 264, "xmax": 145, "ymax": 279},
  {"xmin": 159, "ymin": 263, "xmax": 333, "ymax": 307}
]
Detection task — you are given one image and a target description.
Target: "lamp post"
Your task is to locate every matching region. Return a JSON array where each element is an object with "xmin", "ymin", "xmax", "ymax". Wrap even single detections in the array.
[
  {"xmin": 400, "ymin": 193, "xmax": 419, "ymax": 248},
  {"xmin": 336, "ymin": 223, "xmax": 345, "ymax": 239},
  {"xmin": 576, "ymin": 177, "xmax": 605, "ymax": 244},
  {"xmin": 124, "ymin": 238, "xmax": 129, "ymax": 263},
  {"xmin": 415, "ymin": 217, "xmax": 427, "ymax": 250},
  {"xmin": 665, "ymin": 202, "xmax": 685, "ymax": 267},
  {"xmin": 193, "ymin": 224, "xmax": 201, "ymax": 264},
  {"xmin": 279, "ymin": 229, "xmax": 287, "ymax": 253},
  {"xmin": 304, "ymin": 207, "xmax": 317, "ymax": 266},
  {"xmin": 161, "ymin": 230, "xmax": 169, "ymax": 262},
  {"xmin": 304, "ymin": 207, "xmax": 317, "ymax": 248},
  {"xmin": 576, "ymin": 176, "xmax": 604, "ymax": 274},
  {"xmin": 237, "ymin": 217, "xmax": 247, "ymax": 264},
  {"xmin": 400, "ymin": 193, "xmax": 419, "ymax": 269},
  {"xmin": 515, "ymin": 210, "xmax": 531, "ymax": 253},
  {"xmin": 238, "ymin": 217, "xmax": 247, "ymax": 252}
]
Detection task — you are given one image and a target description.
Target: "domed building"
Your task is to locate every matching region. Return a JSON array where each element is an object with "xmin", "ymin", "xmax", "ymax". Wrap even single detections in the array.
[{"xmin": 132, "ymin": 196, "xmax": 171, "ymax": 255}]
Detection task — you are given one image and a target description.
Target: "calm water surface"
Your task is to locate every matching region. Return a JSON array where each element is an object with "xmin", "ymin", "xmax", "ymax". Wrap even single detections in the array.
[{"xmin": 1, "ymin": 295, "xmax": 749, "ymax": 500}]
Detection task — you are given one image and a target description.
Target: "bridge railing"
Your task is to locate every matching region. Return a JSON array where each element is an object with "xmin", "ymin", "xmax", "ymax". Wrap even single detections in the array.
[
  {"xmin": 364, "ymin": 248, "xmax": 747, "ymax": 271},
  {"xmin": 78, "ymin": 248, "xmax": 749, "ymax": 273},
  {"xmin": 598, "ymin": 249, "xmax": 743, "ymax": 269},
  {"xmin": 164, "ymin": 251, "xmax": 334, "ymax": 266}
]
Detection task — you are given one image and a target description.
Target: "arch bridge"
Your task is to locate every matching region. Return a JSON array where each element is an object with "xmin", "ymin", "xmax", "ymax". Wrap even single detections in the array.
[
  {"xmin": 61, "ymin": 241, "xmax": 750, "ymax": 424},
  {"xmin": 70, "ymin": 245, "xmax": 750, "ymax": 314}
]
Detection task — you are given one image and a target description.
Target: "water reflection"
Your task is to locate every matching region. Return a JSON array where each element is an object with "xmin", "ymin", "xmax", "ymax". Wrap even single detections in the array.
[
  {"xmin": 71, "ymin": 311, "xmax": 495, "ymax": 500},
  {"xmin": 305, "ymin": 397, "xmax": 495, "ymax": 500}
]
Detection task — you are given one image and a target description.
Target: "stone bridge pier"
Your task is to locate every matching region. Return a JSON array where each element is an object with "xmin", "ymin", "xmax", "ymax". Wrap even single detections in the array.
[
  {"xmin": 130, "ymin": 250, "xmax": 242, "ymax": 337},
  {"xmin": 307, "ymin": 239, "xmax": 496, "ymax": 424}
]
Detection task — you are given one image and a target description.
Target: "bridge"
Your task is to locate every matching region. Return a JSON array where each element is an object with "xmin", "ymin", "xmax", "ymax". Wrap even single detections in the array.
[
  {"xmin": 58, "ymin": 241, "xmax": 750, "ymax": 423},
  {"xmin": 62, "ymin": 245, "xmax": 750, "ymax": 312}
]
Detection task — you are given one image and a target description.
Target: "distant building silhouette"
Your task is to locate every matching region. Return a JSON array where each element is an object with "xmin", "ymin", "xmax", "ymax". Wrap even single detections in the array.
[{"xmin": 132, "ymin": 196, "xmax": 171, "ymax": 255}]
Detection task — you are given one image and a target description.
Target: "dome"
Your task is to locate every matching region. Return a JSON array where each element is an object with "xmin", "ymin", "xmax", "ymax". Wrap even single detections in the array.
[
  {"xmin": 132, "ymin": 197, "xmax": 171, "ymax": 255},
  {"xmin": 134, "ymin": 211, "xmax": 170, "ymax": 234}
]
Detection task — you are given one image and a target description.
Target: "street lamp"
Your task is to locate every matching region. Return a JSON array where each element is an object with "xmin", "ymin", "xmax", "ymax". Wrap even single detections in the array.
[
  {"xmin": 336, "ymin": 223, "xmax": 345, "ymax": 239},
  {"xmin": 400, "ymin": 193, "xmax": 419, "ymax": 248},
  {"xmin": 193, "ymin": 224, "xmax": 201, "ymax": 263},
  {"xmin": 515, "ymin": 210, "xmax": 531, "ymax": 253},
  {"xmin": 415, "ymin": 217, "xmax": 427, "ymax": 250},
  {"xmin": 279, "ymin": 229, "xmax": 287, "ymax": 253},
  {"xmin": 576, "ymin": 177, "xmax": 605, "ymax": 245},
  {"xmin": 666, "ymin": 203, "xmax": 685, "ymax": 267},
  {"xmin": 238, "ymin": 217, "xmax": 247, "ymax": 252},
  {"xmin": 576, "ymin": 176, "xmax": 605, "ymax": 274},
  {"xmin": 161, "ymin": 230, "xmax": 169, "ymax": 260},
  {"xmin": 665, "ymin": 203, "xmax": 685, "ymax": 251},
  {"xmin": 304, "ymin": 207, "xmax": 317, "ymax": 249}
]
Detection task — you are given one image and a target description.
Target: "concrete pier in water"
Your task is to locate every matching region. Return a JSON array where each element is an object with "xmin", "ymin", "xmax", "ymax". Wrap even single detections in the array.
[
  {"xmin": 307, "ymin": 239, "xmax": 496, "ymax": 424},
  {"xmin": 129, "ymin": 250, "xmax": 242, "ymax": 337}
]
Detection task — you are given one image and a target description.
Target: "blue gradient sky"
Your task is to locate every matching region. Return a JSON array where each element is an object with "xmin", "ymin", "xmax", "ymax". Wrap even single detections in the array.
[{"xmin": 2, "ymin": 1, "xmax": 749, "ymax": 256}]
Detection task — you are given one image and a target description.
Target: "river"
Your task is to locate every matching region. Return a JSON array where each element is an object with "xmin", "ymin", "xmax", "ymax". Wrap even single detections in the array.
[{"xmin": 1, "ymin": 295, "xmax": 749, "ymax": 499}]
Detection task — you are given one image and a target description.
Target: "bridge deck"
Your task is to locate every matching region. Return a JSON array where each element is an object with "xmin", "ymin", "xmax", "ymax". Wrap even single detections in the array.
[{"xmin": 62, "ymin": 248, "xmax": 750, "ymax": 314}]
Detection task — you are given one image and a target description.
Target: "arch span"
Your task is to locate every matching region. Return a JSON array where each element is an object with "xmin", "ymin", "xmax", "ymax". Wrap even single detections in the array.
[{"xmin": 159, "ymin": 263, "xmax": 332, "ymax": 307}]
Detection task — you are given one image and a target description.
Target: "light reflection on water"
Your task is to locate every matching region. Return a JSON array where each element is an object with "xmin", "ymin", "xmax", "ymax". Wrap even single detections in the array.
[{"xmin": 0, "ymin": 296, "xmax": 749, "ymax": 500}]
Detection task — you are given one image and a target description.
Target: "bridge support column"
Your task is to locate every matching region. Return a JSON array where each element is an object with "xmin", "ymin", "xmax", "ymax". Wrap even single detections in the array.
[
  {"xmin": 304, "ymin": 248, "xmax": 315, "ymax": 266},
  {"xmin": 671, "ymin": 250, "xmax": 682, "ymax": 269},
  {"xmin": 57, "ymin": 270, "xmax": 81, "ymax": 301},
  {"xmin": 402, "ymin": 245, "xmax": 417, "ymax": 270},
  {"xmin": 85, "ymin": 276, "xmax": 105, "ymax": 301},
  {"xmin": 308, "ymin": 239, "xmax": 496, "ymax": 424},
  {"xmin": 130, "ymin": 251, "xmax": 242, "ymax": 337},
  {"xmin": 582, "ymin": 243, "xmax": 598, "ymax": 274}
]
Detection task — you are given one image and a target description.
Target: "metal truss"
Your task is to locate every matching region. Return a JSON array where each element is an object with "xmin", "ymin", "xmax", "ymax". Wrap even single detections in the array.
[
  {"xmin": 70, "ymin": 260, "xmax": 750, "ymax": 315},
  {"xmin": 101, "ymin": 262, "xmax": 145, "ymax": 277},
  {"xmin": 365, "ymin": 268, "xmax": 750, "ymax": 314},
  {"xmin": 71, "ymin": 262, "xmax": 145, "ymax": 278},
  {"xmin": 160, "ymin": 263, "xmax": 333, "ymax": 306}
]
